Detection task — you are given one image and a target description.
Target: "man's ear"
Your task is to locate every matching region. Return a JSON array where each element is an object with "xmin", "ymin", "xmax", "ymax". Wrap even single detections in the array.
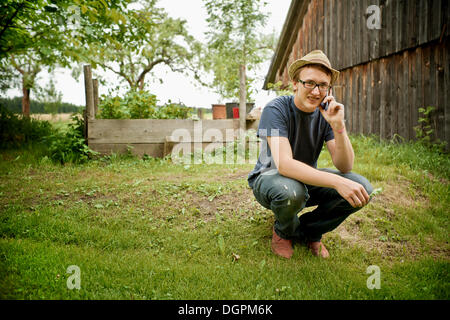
[{"xmin": 292, "ymin": 81, "xmax": 298, "ymax": 93}]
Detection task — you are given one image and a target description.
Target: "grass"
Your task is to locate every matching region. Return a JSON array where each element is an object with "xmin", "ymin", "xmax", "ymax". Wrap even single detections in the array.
[{"xmin": 0, "ymin": 125, "xmax": 449, "ymax": 299}]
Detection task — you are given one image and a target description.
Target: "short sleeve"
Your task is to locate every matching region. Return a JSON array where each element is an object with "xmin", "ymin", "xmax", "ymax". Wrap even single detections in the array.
[
  {"xmin": 324, "ymin": 122, "xmax": 334, "ymax": 142},
  {"xmin": 257, "ymin": 105, "xmax": 289, "ymax": 139}
]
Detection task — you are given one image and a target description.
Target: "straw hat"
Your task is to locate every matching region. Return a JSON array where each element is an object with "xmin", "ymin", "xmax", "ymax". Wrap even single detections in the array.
[{"xmin": 288, "ymin": 50, "xmax": 340, "ymax": 85}]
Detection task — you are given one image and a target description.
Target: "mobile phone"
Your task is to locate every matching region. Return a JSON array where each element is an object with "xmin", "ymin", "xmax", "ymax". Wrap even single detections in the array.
[{"xmin": 320, "ymin": 92, "xmax": 329, "ymax": 111}]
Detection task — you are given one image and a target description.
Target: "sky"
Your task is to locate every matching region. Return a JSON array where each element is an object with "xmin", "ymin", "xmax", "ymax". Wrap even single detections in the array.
[{"xmin": 5, "ymin": 0, "xmax": 292, "ymax": 109}]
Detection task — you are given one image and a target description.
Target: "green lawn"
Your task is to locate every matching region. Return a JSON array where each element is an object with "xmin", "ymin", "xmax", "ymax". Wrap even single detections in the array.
[{"xmin": 0, "ymin": 134, "xmax": 449, "ymax": 299}]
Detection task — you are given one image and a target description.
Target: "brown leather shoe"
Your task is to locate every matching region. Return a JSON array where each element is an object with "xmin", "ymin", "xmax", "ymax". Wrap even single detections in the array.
[
  {"xmin": 271, "ymin": 228, "xmax": 293, "ymax": 259},
  {"xmin": 307, "ymin": 241, "xmax": 330, "ymax": 258}
]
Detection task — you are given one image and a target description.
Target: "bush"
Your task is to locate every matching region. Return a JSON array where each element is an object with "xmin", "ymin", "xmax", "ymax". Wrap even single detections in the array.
[
  {"xmin": 43, "ymin": 112, "xmax": 99, "ymax": 164},
  {"xmin": 0, "ymin": 105, "xmax": 54, "ymax": 149},
  {"xmin": 98, "ymin": 90, "xmax": 192, "ymax": 119},
  {"xmin": 97, "ymin": 96, "xmax": 126, "ymax": 119},
  {"xmin": 0, "ymin": 105, "xmax": 98, "ymax": 164}
]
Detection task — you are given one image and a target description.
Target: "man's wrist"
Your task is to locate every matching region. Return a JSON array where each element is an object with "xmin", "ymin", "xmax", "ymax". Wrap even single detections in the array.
[
  {"xmin": 330, "ymin": 173, "xmax": 346, "ymax": 189},
  {"xmin": 331, "ymin": 120, "xmax": 346, "ymax": 133}
]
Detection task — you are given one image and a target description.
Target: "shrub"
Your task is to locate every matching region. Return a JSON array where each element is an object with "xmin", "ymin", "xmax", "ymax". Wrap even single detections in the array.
[
  {"xmin": 97, "ymin": 90, "xmax": 192, "ymax": 119},
  {"xmin": 97, "ymin": 96, "xmax": 126, "ymax": 119},
  {"xmin": 43, "ymin": 112, "xmax": 99, "ymax": 164},
  {"xmin": 125, "ymin": 91, "xmax": 158, "ymax": 119},
  {"xmin": 0, "ymin": 105, "xmax": 53, "ymax": 149}
]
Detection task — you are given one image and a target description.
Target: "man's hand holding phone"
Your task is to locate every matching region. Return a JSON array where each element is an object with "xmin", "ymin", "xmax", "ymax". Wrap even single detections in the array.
[{"xmin": 318, "ymin": 88, "xmax": 345, "ymax": 131}]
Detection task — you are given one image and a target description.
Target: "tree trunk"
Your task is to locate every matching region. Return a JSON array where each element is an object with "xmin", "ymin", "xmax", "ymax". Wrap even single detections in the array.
[
  {"xmin": 138, "ymin": 77, "xmax": 145, "ymax": 91},
  {"xmin": 239, "ymin": 64, "xmax": 246, "ymax": 133},
  {"xmin": 22, "ymin": 78, "xmax": 30, "ymax": 117}
]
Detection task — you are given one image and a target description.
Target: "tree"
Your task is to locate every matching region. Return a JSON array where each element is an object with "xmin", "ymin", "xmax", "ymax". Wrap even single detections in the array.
[
  {"xmin": 85, "ymin": 0, "xmax": 199, "ymax": 92},
  {"xmin": 203, "ymin": 0, "xmax": 274, "ymax": 130},
  {"xmin": 37, "ymin": 78, "xmax": 63, "ymax": 115},
  {"xmin": 9, "ymin": 52, "xmax": 42, "ymax": 116},
  {"xmin": 1, "ymin": 0, "xmax": 130, "ymax": 116}
]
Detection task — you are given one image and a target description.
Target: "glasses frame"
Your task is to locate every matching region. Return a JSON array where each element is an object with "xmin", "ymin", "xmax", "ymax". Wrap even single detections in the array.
[{"xmin": 297, "ymin": 79, "xmax": 331, "ymax": 92}]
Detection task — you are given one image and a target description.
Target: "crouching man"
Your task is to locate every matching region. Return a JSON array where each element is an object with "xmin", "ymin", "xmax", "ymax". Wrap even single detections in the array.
[{"xmin": 248, "ymin": 50, "xmax": 373, "ymax": 259}]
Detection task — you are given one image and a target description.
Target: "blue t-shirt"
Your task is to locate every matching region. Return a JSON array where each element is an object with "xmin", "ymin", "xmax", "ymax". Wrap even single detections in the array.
[{"xmin": 248, "ymin": 95, "xmax": 334, "ymax": 188}]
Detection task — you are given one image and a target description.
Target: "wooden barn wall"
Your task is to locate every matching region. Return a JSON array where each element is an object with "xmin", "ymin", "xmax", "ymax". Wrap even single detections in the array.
[
  {"xmin": 339, "ymin": 39, "xmax": 448, "ymax": 142},
  {"xmin": 275, "ymin": 0, "xmax": 449, "ymax": 144}
]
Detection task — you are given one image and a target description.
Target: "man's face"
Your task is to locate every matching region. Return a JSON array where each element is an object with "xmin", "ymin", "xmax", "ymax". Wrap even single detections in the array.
[{"xmin": 293, "ymin": 66, "xmax": 331, "ymax": 113}]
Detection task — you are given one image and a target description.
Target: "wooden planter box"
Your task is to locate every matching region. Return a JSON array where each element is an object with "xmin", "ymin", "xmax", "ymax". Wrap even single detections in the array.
[{"xmin": 87, "ymin": 118, "xmax": 259, "ymax": 158}]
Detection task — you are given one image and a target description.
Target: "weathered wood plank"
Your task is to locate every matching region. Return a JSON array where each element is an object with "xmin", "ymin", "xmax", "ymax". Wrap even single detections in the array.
[
  {"xmin": 435, "ymin": 42, "xmax": 445, "ymax": 143},
  {"xmin": 318, "ymin": 0, "xmax": 324, "ymax": 50},
  {"xmin": 360, "ymin": 0, "xmax": 367, "ymax": 64},
  {"xmin": 88, "ymin": 119, "xmax": 240, "ymax": 144},
  {"xmin": 408, "ymin": 48, "xmax": 417, "ymax": 140},
  {"xmin": 328, "ymin": 0, "xmax": 333, "ymax": 58},
  {"xmin": 400, "ymin": 0, "xmax": 408, "ymax": 50},
  {"xmin": 428, "ymin": 41, "xmax": 437, "ymax": 141},
  {"xmin": 367, "ymin": 0, "xmax": 376, "ymax": 60},
  {"xmin": 379, "ymin": 58, "xmax": 387, "ymax": 139},
  {"xmin": 419, "ymin": 0, "xmax": 428, "ymax": 45},
  {"xmin": 359, "ymin": 64, "xmax": 366, "ymax": 135},
  {"xmin": 422, "ymin": 45, "xmax": 432, "ymax": 141},
  {"xmin": 362, "ymin": 0, "xmax": 369, "ymax": 63},
  {"xmin": 444, "ymin": 39, "xmax": 450, "ymax": 148},
  {"xmin": 385, "ymin": 56, "xmax": 392, "ymax": 140},
  {"xmin": 342, "ymin": 0, "xmax": 348, "ymax": 68},
  {"xmin": 372, "ymin": 59, "xmax": 381, "ymax": 136},
  {"xmin": 89, "ymin": 143, "xmax": 165, "ymax": 158},
  {"xmin": 307, "ymin": 0, "xmax": 312, "ymax": 53},
  {"xmin": 334, "ymin": 1, "xmax": 344, "ymax": 69},
  {"xmin": 397, "ymin": 52, "xmax": 406, "ymax": 140},
  {"xmin": 354, "ymin": 0, "xmax": 361, "ymax": 67},
  {"xmin": 415, "ymin": 46, "xmax": 423, "ymax": 140},
  {"xmin": 446, "ymin": 0, "xmax": 450, "ymax": 37},
  {"xmin": 431, "ymin": 0, "xmax": 441, "ymax": 42},
  {"xmin": 402, "ymin": 51, "xmax": 410, "ymax": 140},
  {"xmin": 311, "ymin": 0, "xmax": 317, "ymax": 51},
  {"xmin": 410, "ymin": 0, "xmax": 419, "ymax": 48},
  {"xmin": 378, "ymin": 0, "xmax": 387, "ymax": 58},
  {"xmin": 366, "ymin": 60, "xmax": 373, "ymax": 134},
  {"xmin": 332, "ymin": 0, "xmax": 337, "ymax": 60},
  {"xmin": 358, "ymin": 65, "xmax": 364, "ymax": 135},
  {"xmin": 393, "ymin": 0, "xmax": 400, "ymax": 54},
  {"xmin": 342, "ymin": 70, "xmax": 349, "ymax": 132},
  {"xmin": 352, "ymin": 68, "xmax": 359, "ymax": 133}
]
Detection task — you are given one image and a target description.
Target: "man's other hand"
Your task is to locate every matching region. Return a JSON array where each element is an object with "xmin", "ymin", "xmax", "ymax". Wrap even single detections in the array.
[{"xmin": 334, "ymin": 177, "xmax": 370, "ymax": 208}]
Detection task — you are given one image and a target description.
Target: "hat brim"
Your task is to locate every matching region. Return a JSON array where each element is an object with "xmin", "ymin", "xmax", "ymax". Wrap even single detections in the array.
[{"xmin": 288, "ymin": 60, "xmax": 340, "ymax": 85}]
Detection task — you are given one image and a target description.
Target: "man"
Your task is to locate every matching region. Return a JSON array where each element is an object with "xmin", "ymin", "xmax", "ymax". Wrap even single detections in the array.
[{"xmin": 248, "ymin": 50, "xmax": 373, "ymax": 259}]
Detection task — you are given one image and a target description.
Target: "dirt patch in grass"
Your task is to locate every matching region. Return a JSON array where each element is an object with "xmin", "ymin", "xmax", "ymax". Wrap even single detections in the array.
[
  {"xmin": 370, "ymin": 176, "xmax": 426, "ymax": 209},
  {"xmin": 336, "ymin": 223, "xmax": 417, "ymax": 257},
  {"xmin": 333, "ymin": 178, "xmax": 449, "ymax": 261},
  {"xmin": 337, "ymin": 223, "xmax": 449, "ymax": 261}
]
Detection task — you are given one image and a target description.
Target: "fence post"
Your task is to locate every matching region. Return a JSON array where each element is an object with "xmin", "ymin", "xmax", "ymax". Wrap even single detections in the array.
[
  {"xmin": 84, "ymin": 65, "xmax": 95, "ymax": 120},
  {"xmin": 84, "ymin": 65, "xmax": 95, "ymax": 145},
  {"xmin": 197, "ymin": 108, "xmax": 204, "ymax": 119},
  {"xmin": 92, "ymin": 79, "xmax": 99, "ymax": 117}
]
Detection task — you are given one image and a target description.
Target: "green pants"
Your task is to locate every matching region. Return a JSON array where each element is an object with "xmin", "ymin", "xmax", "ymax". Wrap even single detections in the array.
[{"xmin": 252, "ymin": 168, "xmax": 373, "ymax": 242}]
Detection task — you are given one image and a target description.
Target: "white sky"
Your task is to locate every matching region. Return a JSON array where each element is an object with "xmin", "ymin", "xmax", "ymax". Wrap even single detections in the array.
[{"xmin": 5, "ymin": 0, "xmax": 292, "ymax": 109}]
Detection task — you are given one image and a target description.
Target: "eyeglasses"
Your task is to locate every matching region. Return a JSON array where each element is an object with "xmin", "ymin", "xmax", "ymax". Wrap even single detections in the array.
[{"xmin": 297, "ymin": 79, "xmax": 331, "ymax": 92}]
